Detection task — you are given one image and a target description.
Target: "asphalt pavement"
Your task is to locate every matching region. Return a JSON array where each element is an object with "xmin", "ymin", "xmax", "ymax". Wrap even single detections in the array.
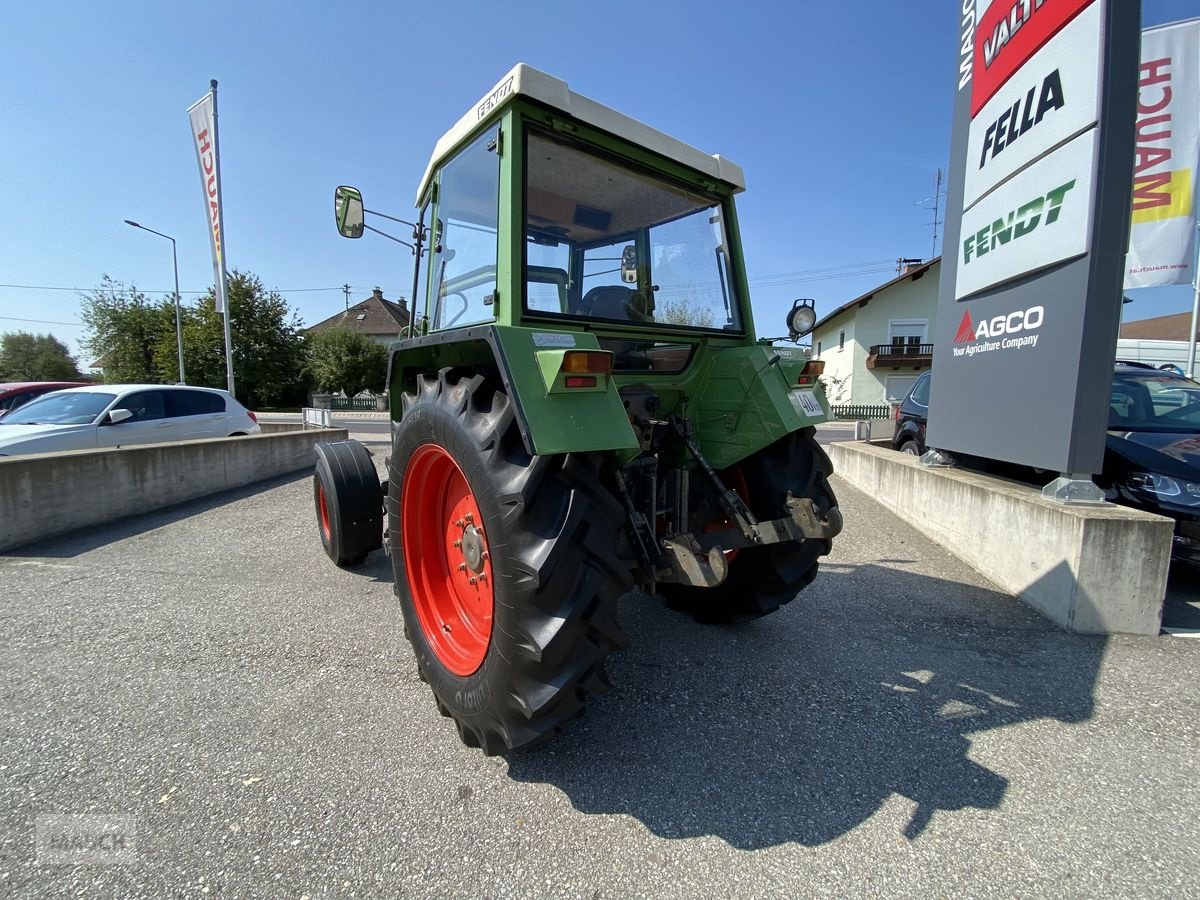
[{"xmin": 3, "ymin": 466, "xmax": 1199, "ymax": 898}]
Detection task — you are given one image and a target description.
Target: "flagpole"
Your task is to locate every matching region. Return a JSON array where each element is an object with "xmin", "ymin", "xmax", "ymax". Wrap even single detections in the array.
[
  {"xmin": 210, "ymin": 78, "xmax": 236, "ymax": 398},
  {"xmin": 1189, "ymin": 225, "xmax": 1200, "ymax": 378}
]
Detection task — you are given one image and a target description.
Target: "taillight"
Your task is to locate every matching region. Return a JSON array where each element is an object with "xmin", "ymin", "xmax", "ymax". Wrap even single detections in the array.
[
  {"xmin": 561, "ymin": 351, "xmax": 613, "ymax": 375},
  {"xmin": 802, "ymin": 360, "xmax": 825, "ymax": 376},
  {"xmin": 564, "ymin": 375, "xmax": 598, "ymax": 388},
  {"xmin": 894, "ymin": 405, "xmax": 901, "ymax": 423},
  {"xmin": 247, "ymin": 410, "xmax": 258, "ymax": 424}
]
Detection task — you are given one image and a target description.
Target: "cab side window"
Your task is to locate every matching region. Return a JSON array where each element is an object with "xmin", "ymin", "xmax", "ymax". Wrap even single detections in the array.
[{"xmin": 428, "ymin": 127, "xmax": 501, "ymax": 330}]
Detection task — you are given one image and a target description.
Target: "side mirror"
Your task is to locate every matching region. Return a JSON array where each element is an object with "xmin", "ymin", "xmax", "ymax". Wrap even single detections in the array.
[
  {"xmin": 786, "ymin": 299, "xmax": 817, "ymax": 340},
  {"xmin": 107, "ymin": 408, "xmax": 133, "ymax": 425},
  {"xmin": 335, "ymin": 185, "xmax": 365, "ymax": 239},
  {"xmin": 620, "ymin": 245, "xmax": 638, "ymax": 284}
]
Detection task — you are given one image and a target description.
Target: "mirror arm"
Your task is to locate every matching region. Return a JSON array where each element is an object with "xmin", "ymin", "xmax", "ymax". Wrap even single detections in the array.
[
  {"xmin": 364, "ymin": 207, "xmax": 418, "ymax": 230},
  {"xmin": 363, "ymin": 223, "xmax": 416, "ymax": 253}
]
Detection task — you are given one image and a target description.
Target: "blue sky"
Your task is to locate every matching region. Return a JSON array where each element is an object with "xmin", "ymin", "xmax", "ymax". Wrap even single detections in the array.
[{"xmin": 1, "ymin": 0, "xmax": 1195, "ymax": 365}]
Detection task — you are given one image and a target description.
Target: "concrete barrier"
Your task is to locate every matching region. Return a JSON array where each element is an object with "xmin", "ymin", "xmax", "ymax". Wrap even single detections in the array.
[
  {"xmin": 0, "ymin": 429, "xmax": 349, "ymax": 553},
  {"xmin": 828, "ymin": 441, "xmax": 1172, "ymax": 635}
]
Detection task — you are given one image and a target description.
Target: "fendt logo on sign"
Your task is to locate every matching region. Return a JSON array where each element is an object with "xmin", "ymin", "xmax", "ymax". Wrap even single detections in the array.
[
  {"xmin": 971, "ymin": 0, "xmax": 1094, "ymax": 116},
  {"xmin": 962, "ymin": 179, "xmax": 1076, "ymax": 264},
  {"xmin": 952, "ymin": 306, "xmax": 1045, "ymax": 357}
]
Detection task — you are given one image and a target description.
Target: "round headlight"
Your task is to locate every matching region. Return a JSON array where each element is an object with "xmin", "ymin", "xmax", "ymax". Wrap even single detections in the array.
[{"xmin": 787, "ymin": 304, "xmax": 817, "ymax": 338}]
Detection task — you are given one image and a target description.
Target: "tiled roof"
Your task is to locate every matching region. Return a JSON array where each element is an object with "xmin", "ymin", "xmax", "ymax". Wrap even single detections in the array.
[
  {"xmin": 1119, "ymin": 311, "xmax": 1197, "ymax": 342},
  {"xmin": 307, "ymin": 288, "xmax": 410, "ymax": 336}
]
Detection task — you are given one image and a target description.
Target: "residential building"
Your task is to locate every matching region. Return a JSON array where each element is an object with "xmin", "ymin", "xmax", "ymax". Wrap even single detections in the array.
[
  {"xmin": 307, "ymin": 288, "xmax": 411, "ymax": 346},
  {"xmin": 811, "ymin": 258, "xmax": 940, "ymax": 407}
]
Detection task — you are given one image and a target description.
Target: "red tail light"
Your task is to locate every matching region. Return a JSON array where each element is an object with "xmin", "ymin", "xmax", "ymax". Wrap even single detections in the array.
[
  {"xmin": 894, "ymin": 405, "xmax": 901, "ymax": 423},
  {"xmin": 561, "ymin": 351, "xmax": 613, "ymax": 375},
  {"xmin": 247, "ymin": 410, "xmax": 258, "ymax": 424}
]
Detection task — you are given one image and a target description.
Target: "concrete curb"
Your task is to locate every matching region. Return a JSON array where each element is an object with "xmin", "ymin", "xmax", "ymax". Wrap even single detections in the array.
[
  {"xmin": 0, "ymin": 429, "xmax": 350, "ymax": 553},
  {"xmin": 828, "ymin": 440, "xmax": 1171, "ymax": 635}
]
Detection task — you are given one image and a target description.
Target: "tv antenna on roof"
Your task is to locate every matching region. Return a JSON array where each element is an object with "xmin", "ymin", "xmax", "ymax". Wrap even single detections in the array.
[{"xmin": 915, "ymin": 168, "xmax": 946, "ymax": 258}]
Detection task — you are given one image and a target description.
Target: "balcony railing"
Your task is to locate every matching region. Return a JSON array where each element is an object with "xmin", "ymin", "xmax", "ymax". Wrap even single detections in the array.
[{"xmin": 866, "ymin": 342, "xmax": 934, "ymax": 368}]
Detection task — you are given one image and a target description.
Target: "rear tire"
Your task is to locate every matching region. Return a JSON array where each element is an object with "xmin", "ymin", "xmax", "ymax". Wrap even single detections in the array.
[
  {"xmin": 388, "ymin": 369, "xmax": 631, "ymax": 754},
  {"xmin": 900, "ymin": 440, "xmax": 921, "ymax": 456},
  {"xmin": 313, "ymin": 440, "xmax": 383, "ymax": 567},
  {"xmin": 663, "ymin": 427, "xmax": 838, "ymax": 624}
]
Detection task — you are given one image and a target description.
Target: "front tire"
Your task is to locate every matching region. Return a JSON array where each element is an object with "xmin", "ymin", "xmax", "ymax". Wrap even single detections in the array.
[
  {"xmin": 388, "ymin": 369, "xmax": 631, "ymax": 754},
  {"xmin": 664, "ymin": 427, "xmax": 838, "ymax": 624},
  {"xmin": 900, "ymin": 440, "xmax": 922, "ymax": 456}
]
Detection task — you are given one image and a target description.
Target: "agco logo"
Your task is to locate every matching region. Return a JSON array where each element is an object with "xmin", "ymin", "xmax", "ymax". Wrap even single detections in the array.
[{"xmin": 953, "ymin": 306, "xmax": 1044, "ymax": 357}]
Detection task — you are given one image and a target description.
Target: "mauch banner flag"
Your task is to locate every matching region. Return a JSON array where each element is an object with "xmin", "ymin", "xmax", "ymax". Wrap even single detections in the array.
[
  {"xmin": 1125, "ymin": 17, "xmax": 1200, "ymax": 289},
  {"xmin": 187, "ymin": 91, "xmax": 231, "ymax": 313}
]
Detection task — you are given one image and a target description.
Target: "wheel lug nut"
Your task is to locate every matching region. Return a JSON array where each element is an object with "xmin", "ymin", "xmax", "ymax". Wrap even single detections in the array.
[
  {"xmin": 465, "ymin": 513, "xmax": 474, "ymax": 523},
  {"xmin": 455, "ymin": 518, "xmax": 465, "ymax": 528},
  {"xmin": 478, "ymin": 573, "xmax": 487, "ymax": 581},
  {"xmin": 468, "ymin": 576, "xmax": 477, "ymax": 585},
  {"xmin": 453, "ymin": 539, "xmax": 462, "ymax": 548},
  {"xmin": 481, "ymin": 551, "xmax": 489, "ymax": 561},
  {"xmin": 457, "ymin": 563, "xmax": 467, "ymax": 571}
]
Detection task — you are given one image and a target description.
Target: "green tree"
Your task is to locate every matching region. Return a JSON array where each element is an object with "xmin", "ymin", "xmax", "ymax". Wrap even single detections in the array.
[
  {"xmin": 657, "ymin": 297, "xmax": 715, "ymax": 328},
  {"xmin": 79, "ymin": 276, "xmax": 173, "ymax": 383},
  {"xmin": 157, "ymin": 271, "xmax": 311, "ymax": 410},
  {"xmin": 307, "ymin": 328, "xmax": 388, "ymax": 397},
  {"xmin": 0, "ymin": 332, "xmax": 81, "ymax": 380}
]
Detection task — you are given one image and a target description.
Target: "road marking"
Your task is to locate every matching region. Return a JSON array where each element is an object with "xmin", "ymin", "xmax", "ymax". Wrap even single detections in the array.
[
  {"xmin": 1162, "ymin": 628, "xmax": 1200, "ymax": 638},
  {"xmin": 0, "ymin": 560, "xmax": 81, "ymax": 571}
]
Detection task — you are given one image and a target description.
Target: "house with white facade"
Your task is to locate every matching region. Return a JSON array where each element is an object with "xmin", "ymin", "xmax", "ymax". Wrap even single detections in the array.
[{"xmin": 811, "ymin": 258, "xmax": 940, "ymax": 409}]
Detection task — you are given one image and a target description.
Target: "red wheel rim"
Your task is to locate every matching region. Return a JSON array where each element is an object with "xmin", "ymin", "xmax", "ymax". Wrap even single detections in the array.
[
  {"xmin": 706, "ymin": 465, "xmax": 751, "ymax": 563},
  {"xmin": 317, "ymin": 483, "xmax": 332, "ymax": 541},
  {"xmin": 401, "ymin": 444, "xmax": 494, "ymax": 676}
]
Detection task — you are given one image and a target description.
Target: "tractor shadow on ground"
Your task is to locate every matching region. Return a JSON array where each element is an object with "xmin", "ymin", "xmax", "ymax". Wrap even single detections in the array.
[{"xmin": 505, "ymin": 562, "xmax": 1106, "ymax": 850}]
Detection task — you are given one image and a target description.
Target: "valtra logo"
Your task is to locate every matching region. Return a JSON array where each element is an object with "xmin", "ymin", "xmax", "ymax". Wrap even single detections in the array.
[{"xmin": 952, "ymin": 306, "xmax": 1045, "ymax": 357}]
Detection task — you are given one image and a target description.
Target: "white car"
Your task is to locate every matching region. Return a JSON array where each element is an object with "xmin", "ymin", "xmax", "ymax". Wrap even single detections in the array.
[{"xmin": 0, "ymin": 384, "xmax": 261, "ymax": 457}]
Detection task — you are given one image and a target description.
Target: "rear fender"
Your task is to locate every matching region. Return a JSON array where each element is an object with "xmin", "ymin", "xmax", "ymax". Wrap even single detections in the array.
[
  {"xmin": 387, "ymin": 324, "xmax": 638, "ymax": 456},
  {"xmin": 689, "ymin": 344, "xmax": 830, "ymax": 470}
]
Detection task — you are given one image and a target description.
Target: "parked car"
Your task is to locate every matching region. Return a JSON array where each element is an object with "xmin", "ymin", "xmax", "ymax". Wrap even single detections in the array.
[
  {"xmin": 0, "ymin": 384, "xmax": 260, "ymax": 457},
  {"xmin": 891, "ymin": 371, "xmax": 930, "ymax": 456},
  {"xmin": 892, "ymin": 364, "xmax": 1200, "ymax": 563},
  {"xmin": 0, "ymin": 381, "xmax": 89, "ymax": 417}
]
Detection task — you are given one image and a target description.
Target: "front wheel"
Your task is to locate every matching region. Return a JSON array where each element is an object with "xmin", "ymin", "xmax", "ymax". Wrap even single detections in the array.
[
  {"xmin": 900, "ymin": 440, "xmax": 922, "ymax": 456},
  {"xmin": 388, "ymin": 369, "xmax": 631, "ymax": 754}
]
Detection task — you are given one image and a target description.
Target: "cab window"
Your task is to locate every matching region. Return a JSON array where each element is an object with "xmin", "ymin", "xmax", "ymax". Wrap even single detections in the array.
[{"xmin": 428, "ymin": 127, "xmax": 501, "ymax": 331}]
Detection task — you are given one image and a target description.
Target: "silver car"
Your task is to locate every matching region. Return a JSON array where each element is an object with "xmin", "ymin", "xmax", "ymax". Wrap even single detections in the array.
[{"xmin": 0, "ymin": 384, "xmax": 261, "ymax": 456}]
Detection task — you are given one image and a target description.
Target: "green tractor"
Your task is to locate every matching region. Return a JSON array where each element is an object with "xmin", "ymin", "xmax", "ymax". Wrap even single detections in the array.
[{"xmin": 314, "ymin": 64, "xmax": 842, "ymax": 754}]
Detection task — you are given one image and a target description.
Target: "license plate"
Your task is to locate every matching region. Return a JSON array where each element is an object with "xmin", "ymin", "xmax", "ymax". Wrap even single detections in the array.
[{"xmin": 791, "ymin": 389, "xmax": 824, "ymax": 417}]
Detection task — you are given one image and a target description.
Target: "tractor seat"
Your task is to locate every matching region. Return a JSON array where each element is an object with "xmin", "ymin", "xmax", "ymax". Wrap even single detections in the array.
[{"xmin": 581, "ymin": 285, "xmax": 634, "ymax": 321}]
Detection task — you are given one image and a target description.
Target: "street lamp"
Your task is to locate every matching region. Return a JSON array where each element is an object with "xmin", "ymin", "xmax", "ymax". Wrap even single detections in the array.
[{"xmin": 124, "ymin": 219, "xmax": 185, "ymax": 384}]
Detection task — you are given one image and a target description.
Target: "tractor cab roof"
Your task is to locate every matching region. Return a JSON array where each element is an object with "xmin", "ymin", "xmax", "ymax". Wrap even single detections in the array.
[{"xmin": 415, "ymin": 63, "xmax": 745, "ymax": 206}]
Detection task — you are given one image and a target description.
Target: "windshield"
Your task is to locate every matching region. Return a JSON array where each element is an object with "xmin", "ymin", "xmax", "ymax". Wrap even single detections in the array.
[
  {"xmin": 524, "ymin": 130, "xmax": 740, "ymax": 332},
  {"xmin": 2, "ymin": 391, "xmax": 115, "ymax": 425},
  {"xmin": 1110, "ymin": 373, "xmax": 1200, "ymax": 432}
]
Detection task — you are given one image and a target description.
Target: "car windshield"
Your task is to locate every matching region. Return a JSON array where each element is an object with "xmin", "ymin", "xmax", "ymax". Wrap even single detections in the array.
[
  {"xmin": 1110, "ymin": 372, "xmax": 1200, "ymax": 433},
  {"xmin": 524, "ymin": 130, "xmax": 740, "ymax": 332},
  {"xmin": 1, "ymin": 391, "xmax": 115, "ymax": 425}
]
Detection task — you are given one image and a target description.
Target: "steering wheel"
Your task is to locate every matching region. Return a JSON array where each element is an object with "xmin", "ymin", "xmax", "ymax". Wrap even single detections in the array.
[{"xmin": 439, "ymin": 292, "xmax": 470, "ymax": 329}]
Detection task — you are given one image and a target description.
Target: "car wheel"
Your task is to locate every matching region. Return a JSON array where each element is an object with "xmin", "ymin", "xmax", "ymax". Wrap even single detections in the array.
[{"xmin": 900, "ymin": 441, "xmax": 922, "ymax": 456}]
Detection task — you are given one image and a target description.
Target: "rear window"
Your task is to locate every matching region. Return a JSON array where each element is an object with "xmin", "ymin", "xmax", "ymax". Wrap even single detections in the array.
[{"xmin": 167, "ymin": 390, "xmax": 225, "ymax": 417}]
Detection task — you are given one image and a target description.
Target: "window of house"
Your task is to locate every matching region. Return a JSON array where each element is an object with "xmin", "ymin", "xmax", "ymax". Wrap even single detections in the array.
[
  {"xmin": 839, "ymin": 330, "xmax": 845, "ymax": 351},
  {"xmin": 816, "ymin": 340, "xmax": 822, "ymax": 357},
  {"xmin": 889, "ymin": 319, "xmax": 928, "ymax": 354}
]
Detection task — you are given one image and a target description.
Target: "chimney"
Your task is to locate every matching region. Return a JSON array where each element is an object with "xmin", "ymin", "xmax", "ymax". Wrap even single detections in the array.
[{"xmin": 372, "ymin": 286, "xmax": 384, "ymax": 300}]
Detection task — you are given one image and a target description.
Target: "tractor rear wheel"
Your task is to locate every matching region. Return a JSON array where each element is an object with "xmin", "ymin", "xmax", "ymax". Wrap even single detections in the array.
[
  {"xmin": 664, "ymin": 427, "xmax": 837, "ymax": 624},
  {"xmin": 388, "ymin": 369, "xmax": 631, "ymax": 754}
]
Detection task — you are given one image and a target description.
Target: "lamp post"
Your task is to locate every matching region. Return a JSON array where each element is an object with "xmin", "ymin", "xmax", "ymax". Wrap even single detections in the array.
[{"xmin": 124, "ymin": 219, "xmax": 185, "ymax": 384}]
